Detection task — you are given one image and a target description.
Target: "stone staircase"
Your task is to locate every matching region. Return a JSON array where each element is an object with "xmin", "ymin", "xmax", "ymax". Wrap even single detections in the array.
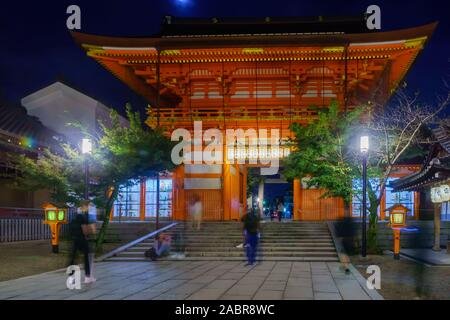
[
  {"xmin": 103, "ymin": 221, "xmax": 171, "ymax": 243},
  {"xmin": 105, "ymin": 221, "xmax": 339, "ymax": 262}
]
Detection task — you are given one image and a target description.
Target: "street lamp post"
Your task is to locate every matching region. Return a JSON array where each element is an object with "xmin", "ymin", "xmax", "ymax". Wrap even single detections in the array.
[
  {"xmin": 81, "ymin": 138, "xmax": 92, "ymax": 201},
  {"xmin": 360, "ymin": 135, "xmax": 369, "ymax": 257}
]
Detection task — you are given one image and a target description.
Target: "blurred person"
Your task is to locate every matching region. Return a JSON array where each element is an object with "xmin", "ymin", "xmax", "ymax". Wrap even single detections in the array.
[
  {"xmin": 241, "ymin": 208, "xmax": 261, "ymax": 266},
  {"xmin": 68, "ymin": 200, "xmax": 96, "ymax": 284},
  {"xmin": 189, "ymin": 194, "xmax": 203, "ymax": 231},
  {"xmin": 270, "ymin": 203, "xmax": 276, "ymax": 221},
  {"xmin": 146, "ymin": 232, "xmax": 172, "ymax": 261},
  {"xmin": 277, "ymin": 200, "xmax": 284, "ymax": 222},
  {"xmin": 86, "ymin": 202, "xmax": 97, "ymax": 280}
]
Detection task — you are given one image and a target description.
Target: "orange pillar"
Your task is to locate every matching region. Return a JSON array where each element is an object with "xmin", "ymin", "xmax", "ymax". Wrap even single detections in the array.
[
  {"xmin": 223, "ymin": 163, "xmax": 231, "ymax": 221},
  {"xmin": 222, "ymin": 141, "xmax": 232, "ymax": 221},
  {"xmin": 172, "ymin": 165, "xmax": 185, "ymax": 221},
  {"xmin": 393, "ymin": 229, "xmax": 401, "ymax": 260},
  {"xmin": 230, "ymin": 163, "xmax": 239, "ymax": 220},
  {"xmin": 242, "ymin": 166, "xmax": 248, "ymax": 216},
  {"xmin": 380, "ymin": 192, "xmax": 386, "ymax": 221},
  {"xmin": 293, "ymin": 178, "xmax": 301, "ymax": 221},
  {"xmin": 139, "ymin": 178, "xmax": 146, "ymax": 221},
  {"xmin": 109, "ymin": 187, "xmax": 114, "ymax": 221}
]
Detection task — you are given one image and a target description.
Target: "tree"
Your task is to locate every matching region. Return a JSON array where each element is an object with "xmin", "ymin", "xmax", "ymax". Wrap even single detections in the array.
[
  {"xmin": 285, "ymin": 89, "xmax": 449, "ymax": 253},
  {"xmin": 361, "ymin": 89, "xmax": 450, "ymax": 251},
  {"xmin": 11, "ymin": 104, "xmax": 176, "ymax": 250},
  {"xmin": 246, "ymin": 167, "xmax": 267, "ymax": 214},
  {"xmin": 284, "ymin": 101, "xmax": 363, "ymax": 217}
]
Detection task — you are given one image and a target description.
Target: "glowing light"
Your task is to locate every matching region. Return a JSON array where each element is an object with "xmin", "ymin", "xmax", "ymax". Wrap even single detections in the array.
[
  {"xmin": 360, "ymin": 135, "xmax": 369, "ymax": 153},
  {"xmin": 81, "ymin": 138, "xmax": 92, "ymax": 154},
  {"xmin": 401, "ymin": 226, "xmax": 420, "ymax": 233},
  {"xmin": 174, "ymin": 0, "xmax": 193, "ymax": 7},
  {"xmin": 20, "ymin": 137, "xmax": 34, "ymax": 148},
  {"xmin": 227, "ymin": 147, "xmax": 290, "ymax": 161}
]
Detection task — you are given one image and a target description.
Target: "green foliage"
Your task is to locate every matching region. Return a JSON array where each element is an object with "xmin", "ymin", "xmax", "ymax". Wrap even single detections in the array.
[
  {"xmin": 11, "ymin": 103, "xmax": 176, "ymax": 248},
  {"xmin": 14, "ymin": 104, "xmax": 174, "ymax": 206},
  {"xmin": 284, "ymin": 96, "xmax": 442, "ymax": 254},
  {"xmin": 13, "ymin": 146, "xmax": 86, "ymax": 207},
  {"xmin": 284, "ymin": 102, "xmax": 364, "ymax": 205},
  {"xmin": 246, "ymin": 168, "xmax": 258, "ymax": 197},
  {"xmin": 92, "ymin": 104, "xmax": 176, "ymax": 191}
]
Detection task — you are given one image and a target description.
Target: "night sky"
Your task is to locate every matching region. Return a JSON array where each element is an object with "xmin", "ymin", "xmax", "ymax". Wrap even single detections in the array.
[{"xmin": 1, "ymin": 0, "xmax": 450, "ymax": 116}]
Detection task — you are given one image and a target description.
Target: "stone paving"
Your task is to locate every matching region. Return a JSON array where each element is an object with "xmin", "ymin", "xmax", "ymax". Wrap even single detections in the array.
[
  {"xmin": 400, "ymin": 249, "xmax": 450, "ymax": 265},
  {"xmin": 0, "ymin": 261, "xmax": 380, "ymax": 300}
]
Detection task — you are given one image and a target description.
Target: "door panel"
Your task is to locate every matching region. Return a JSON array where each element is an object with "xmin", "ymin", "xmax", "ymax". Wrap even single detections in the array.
[
  {"xmin": 185, "ymin": 190, "xmax": 223, "ymax": 221},
  {"xmin": 301, "ymin": 189, "xmax": 344, "ymax": 221}
]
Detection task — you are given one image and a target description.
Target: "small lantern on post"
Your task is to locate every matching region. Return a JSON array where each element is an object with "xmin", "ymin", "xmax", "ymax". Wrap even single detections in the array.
[
  {"xmin": 43, "ymin": 203, "xmax": 68, "ymax": 253},
  {"xmin": 385, "ymin": 204, "xmax": 408, "ymax": 260}
]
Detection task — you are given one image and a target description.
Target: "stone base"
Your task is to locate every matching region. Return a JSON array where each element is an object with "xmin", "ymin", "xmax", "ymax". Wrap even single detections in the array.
[{"xmin": 432, "ymin": 245, "xmax": 441, "ymax": 252}]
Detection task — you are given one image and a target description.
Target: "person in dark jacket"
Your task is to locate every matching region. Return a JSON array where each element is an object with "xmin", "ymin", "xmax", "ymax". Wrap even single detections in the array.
[
  {"xmin": 241, "ymin": 208, "xmax": 261, "ymax": 266},
  {"xmin": 277, "ymin": 201, "xmax": 284, "ymax": 222},
  {"xmin": 68, "ymin": 201, "xmax": 96, "ymax": 284}
]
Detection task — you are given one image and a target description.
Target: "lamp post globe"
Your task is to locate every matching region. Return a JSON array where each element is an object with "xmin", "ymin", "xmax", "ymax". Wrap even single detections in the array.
[{"xmin": 81, "ymin": 138, "xmax": 92, "ymax": 155}]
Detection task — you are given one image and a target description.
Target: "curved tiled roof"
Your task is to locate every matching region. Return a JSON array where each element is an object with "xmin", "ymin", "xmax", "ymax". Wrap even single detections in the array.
[
  {"xmin": 391, "ymin": 125, "xmax": 450, "ymax": 192},
  {"xmin": 71, "ymin": 22, "xmax": 437, "ymax": 49},
  {"xmin": 0, "ymin": 103, "xmax": 64, "ymax": 149},
  {"xmin": 157, "ymin": 15, "xmax": 372, "ymax": 37}
]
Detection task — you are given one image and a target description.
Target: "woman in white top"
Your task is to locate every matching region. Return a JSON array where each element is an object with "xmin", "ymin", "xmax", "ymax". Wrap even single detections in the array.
[{"xmin": 190, "ymin": 194, "xmax": 203, "ymax": 230}]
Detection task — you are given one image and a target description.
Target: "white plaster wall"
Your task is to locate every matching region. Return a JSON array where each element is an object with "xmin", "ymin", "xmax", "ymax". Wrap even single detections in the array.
[
  {"xmin": 21, "ymin": 82, "xmax": 128, "ymax": 145},
  {"xmin": 184, "ymin": 178, "xmax": 221, "ymax": 190}
]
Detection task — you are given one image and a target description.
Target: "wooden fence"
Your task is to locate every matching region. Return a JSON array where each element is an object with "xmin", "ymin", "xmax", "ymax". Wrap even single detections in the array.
[{"xmin": 0, "ymin": 208, "xmax": 76, "ymax": 242}]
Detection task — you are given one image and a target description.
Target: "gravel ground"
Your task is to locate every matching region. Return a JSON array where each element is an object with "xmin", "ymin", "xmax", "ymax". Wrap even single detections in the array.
[
  {"xmin": 0, "ymin": 240, "xmax": 121, "ymax": 282},
  {"xmin": 351, "ymin": 254, "xmax": 450, "ymax": 300}
]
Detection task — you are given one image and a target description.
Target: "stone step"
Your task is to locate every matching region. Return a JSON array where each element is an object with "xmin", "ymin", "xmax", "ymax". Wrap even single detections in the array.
[
  {"xmin": 126, "ymin": 246, "xmax": 336, "ymax": 252},
  {"xmin": 173, "ymin": 223, "xmax": 327, "ymax": 225},
  {"xmin": 158, "ymin": 233, "xmax": 331, "ymax": 239},
  {"xmin": 131, "ymin": 243, "xmax": 335, "ymax": 249},
  {"xmin": 166, "ymin": 232, "xmax": 332, "ymax": 236},
  {"xmin": 172, "ymin": 223, "xmax": 327, "ymax": 227},
  {"xmin": 164, "ymin": 231, "xmax": 330, "ymax": 234},
  {"xmin": 106, "ymin": 256, "xmax": 339, "ymax": 262},
  {"xmin": 116, "ymin": 251, "xmax": 338, "ymax": 258},
  {"xmin": 103, "ymin": 221, "xmax": 337, "ymax": 262},
  {"xmin": 185, "ymin": 252, "xmax": 338, "ymax": 257},
  {"xmin": 138, "ymin": 239, "xmax": 334, "ymax": 246}
]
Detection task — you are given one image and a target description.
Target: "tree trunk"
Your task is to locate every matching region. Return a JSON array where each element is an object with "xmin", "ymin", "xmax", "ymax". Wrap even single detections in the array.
[
  {"xmin": 432, "ymin": 203, "xmax": 442, "ymax": 251},
  {"xmin": 367, "ymin": 210, "xmax": 379, "ymax": 254},
  {"xmin": 96, "ymin": 186, "xmax": 119, "ymax": 252},
  {"xmin": 367, "ymin": 185, "xmax": 380, "ymax": 254}
]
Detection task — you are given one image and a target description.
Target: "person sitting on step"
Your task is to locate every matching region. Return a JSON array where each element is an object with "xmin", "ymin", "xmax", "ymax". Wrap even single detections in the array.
[{"xmin": 147, "ymin": 232, "xmax": 172, "ymax": 261}]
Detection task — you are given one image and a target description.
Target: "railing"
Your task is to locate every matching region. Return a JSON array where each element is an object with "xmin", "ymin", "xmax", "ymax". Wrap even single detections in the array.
[
  {"xmin": 0, "ymin": 207, "xmax": 76, "ymax": 242},
  {"xmin": 96, "ymin": 222, "xmax": 178, "ymax": 262},
  {"xmin": 148, "ymin": 105, "xmax": 321, "ymax": 125},
  {"xmin": 0, "ymin": 217, "xmax": 51, "ymax": 242}
]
